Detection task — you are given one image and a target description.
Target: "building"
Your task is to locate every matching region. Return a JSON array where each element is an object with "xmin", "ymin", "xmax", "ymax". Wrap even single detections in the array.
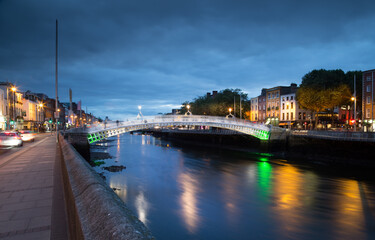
[
  {"xmin": 258, "ymin": 89, "xmax": 267, "ymax": 123},
  {"xmin": 362, "ymin": 69, "xmax": 375, "ymax": 130},
  {"xmin": 0, "ymin": 88, "xmax": 5, "ymax": 130},
  {"xmin": 0, "ymin": 82, "xmax": 23, "ymax": 130},
  {"xmin": 250, "ymin": 97, "xmax": 258, "ymax": 121},
  {"xmin": 265, "ymin": 83, "xmax": 298, "ymax": 125}
]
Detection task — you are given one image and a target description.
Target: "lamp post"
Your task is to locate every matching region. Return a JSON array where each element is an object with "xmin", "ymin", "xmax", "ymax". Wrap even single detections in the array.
[
  {"xmin": 185, "ymin": 104, "xmax": 192, "ymax": 115},
  {"xmin": 138, "ymin": 105, "xmax": 143, "ymax": 120},
  {"xmin": 38, "ymin": 103, "xmax": 44, "ymax": 132},
  {"xmin": 226, "ymin": 107, "xmax": 234, "ymax": 118},
  {"xmin": 11, "ymin": 87, "xmax": 17, "ymax": 130},
  {"xmin": 351, "ymin": 96, "xmax": 356, "ymax": 131}
]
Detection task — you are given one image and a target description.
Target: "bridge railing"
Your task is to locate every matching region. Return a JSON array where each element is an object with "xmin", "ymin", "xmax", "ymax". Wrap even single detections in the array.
[{"xmin": 85, "ymin": 115, "xmax": 270, "ymax": 133}]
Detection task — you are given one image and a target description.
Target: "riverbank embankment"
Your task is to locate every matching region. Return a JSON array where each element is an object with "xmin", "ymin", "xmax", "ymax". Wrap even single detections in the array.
[{"xmin": 58, "ymin": 134, "xmax": 154, "ymax": 240}]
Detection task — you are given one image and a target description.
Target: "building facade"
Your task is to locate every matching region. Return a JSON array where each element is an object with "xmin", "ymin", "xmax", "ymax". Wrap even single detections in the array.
[
  {"xmin": 0, "ymin": 88, "xmax": 5, "ymax": 130},
  {"xmin": 250, "ymin": 97, "xmax": 258, "ymax": 121},
  {"xmin": 362, "ymin": 69, "xmax": 375, "ymax": 130},
  {"xmin": 258, "ymin": 89, "xmax": 267, "ymax": 123}
]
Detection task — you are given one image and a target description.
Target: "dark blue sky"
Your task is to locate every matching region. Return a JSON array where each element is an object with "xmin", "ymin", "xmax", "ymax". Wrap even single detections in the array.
[{"xmin": 1, "ymin": 0, "xmax": 374, "ymax": 120}]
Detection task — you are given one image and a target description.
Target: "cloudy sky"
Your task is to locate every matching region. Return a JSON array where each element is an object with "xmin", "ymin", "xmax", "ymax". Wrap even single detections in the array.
[{"xmin": 1, "ymin": 0, "xmax": 374, "ymax": 120}]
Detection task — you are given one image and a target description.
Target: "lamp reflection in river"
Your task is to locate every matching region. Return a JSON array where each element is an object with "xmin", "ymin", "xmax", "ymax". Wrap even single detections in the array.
[
  {"xmin": 135, "ymin": 191, "xmax": 150, "ymax": 226},
  {"xmin": 178, "ymin": 172, "xmax": 200, "ymax": 233},
  {"xmin": 332, "ymin": 179, "xmax": 366, "ymax": 239},
  {"xmin": 272, "ymin": 163, "xmax": 318, "ymax": 238}
]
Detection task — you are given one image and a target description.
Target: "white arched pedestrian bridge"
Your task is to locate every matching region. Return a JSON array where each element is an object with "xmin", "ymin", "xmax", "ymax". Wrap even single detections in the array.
[{"xmin": 85, "ymin": 115, "xmax": 272, "ymax": 144}]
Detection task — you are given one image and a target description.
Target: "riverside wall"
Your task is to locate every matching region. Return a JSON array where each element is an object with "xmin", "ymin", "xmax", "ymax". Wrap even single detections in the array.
[
  {"xmin": 149, "ymin": 130, "xmax": 375, "ymax": 168},
  {"xmin": 58, "ymin": 134, "xmax": 154, "ymax": 240}
]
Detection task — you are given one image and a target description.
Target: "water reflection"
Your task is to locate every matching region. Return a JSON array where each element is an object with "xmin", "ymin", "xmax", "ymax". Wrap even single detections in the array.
[
  {"xmin": 333, "ymin": 180, "xmax": 365, "ymax": 239},
  {"xmin": 95, "ymin": 134, "xmax": 375, "ymax": 240},
  {"xmin": 135, "ymin": 191, "xmax": 150, "ymax": 225},
  {"xmin": 178, "ymin": 172, "xmax": 200, "ymax": 233}
]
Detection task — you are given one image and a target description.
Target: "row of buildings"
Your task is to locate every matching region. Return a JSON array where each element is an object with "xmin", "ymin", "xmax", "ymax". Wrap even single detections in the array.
[
  {"xmin": 249, "ymin": 69, "xmax": 375, "ymax": 129},
  {"xmin": 0, "ymin": 82, "xmax": 97, "ymax": 131},
  {"xmin": 249, "ymin": 83, "xmax": 313, "ymax": 127}
]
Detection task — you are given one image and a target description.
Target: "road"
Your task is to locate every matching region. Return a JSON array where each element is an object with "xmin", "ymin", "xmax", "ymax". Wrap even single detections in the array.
[{"xmin": 0, "ymin": 133, "xmax": 53, "ymax": 159}]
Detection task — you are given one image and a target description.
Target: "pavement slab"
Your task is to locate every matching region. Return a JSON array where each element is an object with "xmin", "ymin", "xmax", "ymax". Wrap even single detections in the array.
[{"xmin": 0, "ymin": 135, "xmax": 68, "ymax": 240}]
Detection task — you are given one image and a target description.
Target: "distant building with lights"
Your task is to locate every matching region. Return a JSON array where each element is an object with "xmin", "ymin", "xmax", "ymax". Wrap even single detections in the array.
[{"xmin": 362, "ymin": 69, "xmax": 375, "ymax": 130}]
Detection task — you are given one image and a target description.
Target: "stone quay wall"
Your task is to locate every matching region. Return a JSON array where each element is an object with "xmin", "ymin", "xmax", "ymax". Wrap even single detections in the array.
[{"xmin": 58, "ymin": 134, "xmax": 154, "ymax": 240}]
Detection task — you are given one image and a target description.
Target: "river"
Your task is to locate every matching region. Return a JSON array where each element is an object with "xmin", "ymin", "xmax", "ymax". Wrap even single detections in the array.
[{"xmin": 92, "ymin": 133, "xmax": 375, "ymax": 240}]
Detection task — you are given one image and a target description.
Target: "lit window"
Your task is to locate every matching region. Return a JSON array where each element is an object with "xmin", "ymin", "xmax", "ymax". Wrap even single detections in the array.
[
  {"xmin": 291, "ymin": 112, "xmax": 294, "ymax": 120},
  {"xmin": 291, "ymin": 102, "xmax": 294, "ymax": 109}
]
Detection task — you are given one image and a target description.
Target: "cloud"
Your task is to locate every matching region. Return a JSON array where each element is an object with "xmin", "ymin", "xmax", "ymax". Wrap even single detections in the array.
[{"xmin": 1, "ymin": 0, "xmax": 375, "ymax": 118}]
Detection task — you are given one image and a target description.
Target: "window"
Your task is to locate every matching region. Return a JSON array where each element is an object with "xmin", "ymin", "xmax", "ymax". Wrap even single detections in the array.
[
  {"xmin": 282, "ymin": 97, "xmax": 285, "ymax": 101},
  {"xmin": 303, "ymin": 112, "xmax": 306, "ymax": 120},
  {"xmin": 291, "ymin": 102, "xmax": 294, "ymax": 109},
  {"xmin": 299, "ymin": 112, "xmax": 302, "ymax": 120},
  {"xmin": 367, "ymin": 85, "xmax": 371, "ymax": 92},
  {"xmin": 291, "ymin": 112, "xmax": 293, "ymax": 120},
  {"xmin": 286, "ymin": 113, "xmax": 289, "ymax": 120},
  {"xmin": 272, "ymin": 93, "xmax": 275, "ymax": 99},
  {"xmin": 268, "ymin": 93, "xmax": 271, "ymax": 99},
  {"xmin": 282, "ymin": 103, "xmax": 285, "ymax": 110},
  {"xmin": 263, "ymin": 105, "xmax": 266, "ymax": 110},
  {"xmin": 367, "ymin": 76, "xmax": 372, "ymax": 81},
  {"xmin": 286, "ymin": 104, "xmax": 289, "ymax": 110},
  {"xmin": 366, "ymin": 109, "xmax": 370, "ymax": 118},
  {"xmin": 286, "ymin": 97, "xmax": 289, "ymax": 101},
  {"xmin": 282, "ymin": 113, "xmax": 285, "ymax": 120},
  {"xmin": 276, "ymin": 92, "xmax": 279, "ymax": 98},
  {"xmin": 291, "ymin": 96, "xmax": 294, "ymax": 100},
  {"xmin": 367, "ymin": 96, "xmax": 371, "ymax": 104}
]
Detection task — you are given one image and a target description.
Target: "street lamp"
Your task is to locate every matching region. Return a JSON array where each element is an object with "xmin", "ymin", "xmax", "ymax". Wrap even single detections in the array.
[
  {"xmin": 185, "ymin": 104, "xmax": 192, "ymax": 116},
  {"xmin": 38, "ymin": 103, "xmax": 44, "ymax": 132},
  {"xmin": 226, "ymin": 108, "xmax": 234, "ymax": 118},
  {"xmin": 11, "ymin": 87, "xmax": 17, "ymax": 130},
  {"xmin": 351, "ymin": 96, "xmax": 356, "ymax": 131},
  {"xmin": 137, "ymin": 105, "xmax": 143, "ymax": 120}
]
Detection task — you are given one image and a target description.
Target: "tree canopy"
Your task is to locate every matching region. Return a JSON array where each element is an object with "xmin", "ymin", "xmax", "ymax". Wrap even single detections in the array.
[
  {"xmin": 297, "ymin": 69, "xmax": 361, "ymax": 123},
  {"xmin": 181, "ymin": 89, "xmax": 248, "ymax": 117}
]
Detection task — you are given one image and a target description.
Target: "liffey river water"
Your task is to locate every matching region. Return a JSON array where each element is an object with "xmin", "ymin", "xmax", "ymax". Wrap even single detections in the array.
[{"xmin": 92, "ymin": 133, "xmax": 375, "ymax": 240}]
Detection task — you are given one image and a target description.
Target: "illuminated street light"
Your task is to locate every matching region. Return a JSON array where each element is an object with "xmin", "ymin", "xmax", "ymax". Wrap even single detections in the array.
[
  {"xmin": 137, "ymin": 105, "xmax": 143, "ymax": 120},
  {"xmin": 351, "ymin": 96, "xmax": 357, "ymax": 131},
  {"xmin": 11, "ymin": 86, "xmax": 17, "ymax": 130},
  {"xmin": 226, "ymin": 108, "xmax": 234, "ymax": 118},
  {"xmin": 185, "ymin": 104, "xmax": 192, "ymax": 116}
]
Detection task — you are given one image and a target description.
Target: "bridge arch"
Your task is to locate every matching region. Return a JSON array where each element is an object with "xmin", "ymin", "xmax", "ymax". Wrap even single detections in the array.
[{"xmin": 86, "ymin": 115, "xmax": 271, "ymax": 144}]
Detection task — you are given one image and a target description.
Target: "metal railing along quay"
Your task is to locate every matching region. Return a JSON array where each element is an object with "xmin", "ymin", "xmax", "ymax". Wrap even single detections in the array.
[{"xmin": 292, "ymin": 130, "xmax": 375, "ymax": 142}]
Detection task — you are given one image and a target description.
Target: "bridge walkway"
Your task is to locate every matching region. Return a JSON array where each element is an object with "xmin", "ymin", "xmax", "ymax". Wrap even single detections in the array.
[{"xmin": 0, "ymin": 135, "xmax": 68, "ymax": 239}]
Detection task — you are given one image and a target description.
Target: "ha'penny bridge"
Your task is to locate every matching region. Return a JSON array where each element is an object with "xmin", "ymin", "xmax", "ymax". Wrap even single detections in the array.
[{"xmin": 84, "ymin": 115, "xmax": 280, "ymax": 143}]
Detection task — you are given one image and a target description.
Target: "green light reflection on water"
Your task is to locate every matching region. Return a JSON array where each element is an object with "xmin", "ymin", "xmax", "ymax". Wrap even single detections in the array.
[{"xmin": 257, "ymin": 161, "xmax": 273, "ymax": 202}]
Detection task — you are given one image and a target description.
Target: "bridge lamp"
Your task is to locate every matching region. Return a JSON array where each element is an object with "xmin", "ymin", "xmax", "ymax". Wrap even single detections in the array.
[
  {"xmin": 137, "ymin": 105, "xmax": 143, "ymax": 119},
  {"xmin": 185, "ymin": 104, "xmax": 192, "ymax": 115}
]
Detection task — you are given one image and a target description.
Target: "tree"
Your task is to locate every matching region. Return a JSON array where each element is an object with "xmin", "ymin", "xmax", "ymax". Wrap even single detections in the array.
[
  {"xmin": 297, "ymin": 87, "xmax": 328, "ymax": 126},
  {"xmin": 180, "ymin": 89, "xmax": 248, "ymax": 117}
]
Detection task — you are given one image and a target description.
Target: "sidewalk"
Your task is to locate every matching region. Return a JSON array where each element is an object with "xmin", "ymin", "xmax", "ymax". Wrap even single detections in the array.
[{"xmin": 0, "ymin": 135, "xmax": 67, "ymax": 239}]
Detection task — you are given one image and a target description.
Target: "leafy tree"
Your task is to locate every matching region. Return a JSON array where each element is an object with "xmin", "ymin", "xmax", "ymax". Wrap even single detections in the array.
[
  {"xmin": 297, "ymin": 87, "xmax": 328, "ymax": 125},
  {"xmin": 180, "ymin": 89, "xmax": 249, "ymax": 118}
]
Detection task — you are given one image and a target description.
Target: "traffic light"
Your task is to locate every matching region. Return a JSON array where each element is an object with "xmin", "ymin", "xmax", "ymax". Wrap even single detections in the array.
[{"xmin": 49, "ymin": 118, "xmax": 52, "ymax": 123}]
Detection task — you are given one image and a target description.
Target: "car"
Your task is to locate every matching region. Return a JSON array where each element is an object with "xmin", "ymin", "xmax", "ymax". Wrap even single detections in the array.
[
  {"xmin": 0, "ymin": 132, "xmax": 23, "ymax": 147},
  {"xmin": 18, "ymin": 130, "xmax": 36, "ymax": 142}
]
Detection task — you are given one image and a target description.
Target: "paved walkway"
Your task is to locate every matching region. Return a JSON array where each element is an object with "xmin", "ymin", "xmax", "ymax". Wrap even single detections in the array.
[{"xmin": 0, "ymin": 135, "xmax": 67, "ymax": 240}]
